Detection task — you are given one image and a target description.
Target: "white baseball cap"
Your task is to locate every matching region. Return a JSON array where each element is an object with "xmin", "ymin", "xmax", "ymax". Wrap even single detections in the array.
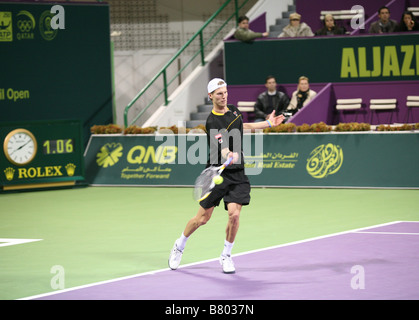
[{"xmin": 207, "ymin": 78, "xmax": 227, "ymax": 93}]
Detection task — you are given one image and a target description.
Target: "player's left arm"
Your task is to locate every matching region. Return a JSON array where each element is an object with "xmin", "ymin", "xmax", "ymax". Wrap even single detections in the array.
[{"xmin": 243, "ymin": 111, "xmax": 285, "ymax": 130}]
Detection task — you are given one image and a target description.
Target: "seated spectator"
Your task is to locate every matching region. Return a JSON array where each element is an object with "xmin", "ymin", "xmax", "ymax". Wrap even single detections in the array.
[
  {"xmin": 234, "ymin": 15, "xmax": 268, "ymax": 42},
  {"xmin": 315, "ymin": 14, "xmax": 346, "ymax": 36},
  {"xmin": 368, "ymin": 6, "xmax": 398, "ymax": 33},
  {"xmin": 254, "ymin": 75, "xmax": 290, "ymax": 122},
  {"xmin": 396, "ymin": 10, "xmax": 419, "ymax": 32},
  {"xmin": 278, "ymin": 13, "xmax": 314, "ymax": 38},
  {"xmin": 286, "ymin": 76, "xmax": 317, "ymax": 115}
]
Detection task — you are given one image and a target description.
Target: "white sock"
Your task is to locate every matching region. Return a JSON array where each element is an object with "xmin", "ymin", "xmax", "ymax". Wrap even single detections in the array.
[
  {"xmin": 176, "ymin": 233, "xmax": 189, "ymax": 251},
  {"xmin": 222, "ymin": 240, "xmax": 234, "ymax": 256}
]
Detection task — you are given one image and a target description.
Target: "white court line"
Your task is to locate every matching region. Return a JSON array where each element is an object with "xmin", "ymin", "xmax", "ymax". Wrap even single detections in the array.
[
  {"xmin": 19, "ymin": 220, "xmax": 417, "ymax": 300},
  {"xmin": 0, "ymin": 239, "xmax": 43, "ymax": 248},
  {"xmin": 353, "ymin": 231, "xmax": 419, "ymax": 235}
]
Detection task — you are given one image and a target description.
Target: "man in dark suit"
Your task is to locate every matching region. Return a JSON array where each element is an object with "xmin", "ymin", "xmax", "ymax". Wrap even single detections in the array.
[
  {"xmin": 254, "ymin": 75, "xmax": 290, "ymax": 122},
  {"xmin": 369, "ymin": 6, "xmax": 398, "ymax": 33}
]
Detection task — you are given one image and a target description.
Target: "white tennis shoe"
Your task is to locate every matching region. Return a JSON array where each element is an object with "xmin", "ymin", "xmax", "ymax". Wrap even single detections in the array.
[
  {"xmin": 220, "ymin": 254, "xmax": 235, "ymax": 274},
  {"xmin": 168, "ymin": 241, "xmax": 183, "ymax": 270}
]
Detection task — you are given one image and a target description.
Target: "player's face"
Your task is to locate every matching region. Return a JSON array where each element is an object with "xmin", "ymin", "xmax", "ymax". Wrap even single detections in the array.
[{"xmin": 210, "ymin": 87, "xmax": 228, "ymax": 108}]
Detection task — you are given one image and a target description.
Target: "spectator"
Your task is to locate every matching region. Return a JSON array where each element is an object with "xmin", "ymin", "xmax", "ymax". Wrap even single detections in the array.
[
  {"xmin": 254, "ymin": 75, "xmax": 290, "ymax": 122},
  {"xmin": 315, "ymin": 14, "xmax": 346, "ymax": 36},
  {"xmin": 278, "ymin": 12, "xmax": 314, "ymax": 38},
  {"xmin": 396, "ymin": 11, "xmax": 419, "ymax": 32},
  {"xmin": 368, "ymin": 6, "xmax": 398, "ymax": 33},
  {"xmin": 234, "ymin": 15, "xmax": 268, "ymax": 42},
  {"xmin": 286, "ymin": 76, "xmax": 317, "ymax": 115}
]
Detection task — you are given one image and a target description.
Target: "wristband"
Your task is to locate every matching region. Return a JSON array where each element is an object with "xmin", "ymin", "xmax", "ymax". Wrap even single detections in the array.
[{"xmin": 266, "ymin": 120, "xmax": 272, "ymax": 128}]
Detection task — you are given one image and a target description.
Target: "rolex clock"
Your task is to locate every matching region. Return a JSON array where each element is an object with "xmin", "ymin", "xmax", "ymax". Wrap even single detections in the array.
[
  {"xmin": 1, "ymin": 120, "xmax": 86, "ymax": 192},
  {"xmin": 4, "ymin": 129, "xmax": 38, "ymax": 166}
]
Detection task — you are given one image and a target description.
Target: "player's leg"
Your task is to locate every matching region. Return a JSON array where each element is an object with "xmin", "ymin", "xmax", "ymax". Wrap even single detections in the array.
[
  {"xmin": 219, "ymin": 202, "xmax": 242, "ymax": 274},
  {"xmin": 168, "ymin": 206, "xmax": 214, "ymax": 270},
  {"xmin": 225, "ymin": 202, "xmax": 242, "ymax": 243},
  {"xmin": 183, "ymin": 205, "xmax": 215, "ymax": 237},
  {"xmin": 219, "ymin": 172, "xmax": 250, "ymax": 274}
]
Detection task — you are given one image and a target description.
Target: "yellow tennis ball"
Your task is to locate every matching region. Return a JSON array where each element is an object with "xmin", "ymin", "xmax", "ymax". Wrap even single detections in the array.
[{"xmin": 213, "ymin": 175, "xmax": 223, "ymax": 185}]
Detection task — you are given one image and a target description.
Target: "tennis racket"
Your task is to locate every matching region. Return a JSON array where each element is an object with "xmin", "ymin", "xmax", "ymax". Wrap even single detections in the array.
[{"xmin": 193, "ymin": 157, "xmax": 233, "ymax": 202}]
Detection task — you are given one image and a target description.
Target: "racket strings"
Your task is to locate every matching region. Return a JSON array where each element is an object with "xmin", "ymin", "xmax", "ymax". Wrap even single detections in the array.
[{"xmin": 193, "ymin": 168, "xmax": 219, "ymax": 201}]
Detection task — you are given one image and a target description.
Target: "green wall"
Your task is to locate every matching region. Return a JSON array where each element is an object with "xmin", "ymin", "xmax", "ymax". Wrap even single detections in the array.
[{"xmin": 0, "ymin": 2, "xmax": 113, "ymax": 144}]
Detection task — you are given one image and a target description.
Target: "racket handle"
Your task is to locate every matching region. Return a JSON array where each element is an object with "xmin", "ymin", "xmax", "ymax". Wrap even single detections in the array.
[{"xmin": 224, "ymin": 156, "xmax": 233, "ymax": 167}]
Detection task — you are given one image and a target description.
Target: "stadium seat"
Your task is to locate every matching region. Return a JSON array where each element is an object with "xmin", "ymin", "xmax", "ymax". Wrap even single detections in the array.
[
  {"xmin": 336, "ymin": 98, "xmax": 363, "ymax": 122},
  {"xmin": 406, "ymin": 95, "xmax": 419, "ymax": 107},
  {"xmin": 237, "ymin": 101, "xmax": 256, "ymax": 112},
  {"xmin": 369, "ymin": 99, "xmax": 397, "ymax": 110},
  {"xmin": 407, "ymin": 7, "xmax": 419, "ymax": 17},
  {"xmin": 406, "ymin": 96, "xmax": 419, "ymax": 122},
  {"xmin": 320, "ymin": 9, "xmax": 364, "ymax": 21},
  {"xmin": 369, "ymin": 99, "xmax": 397, "ymax": 124},
  {"xmin": 336, "ymin": 98, "xmax": 362, "ymax": 110},
  {"xmin": 237, "ymin": 101, "xmax": 255, "ymax": 122}
]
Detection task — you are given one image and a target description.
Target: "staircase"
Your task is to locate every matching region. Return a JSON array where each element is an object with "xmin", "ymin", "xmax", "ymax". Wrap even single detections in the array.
[
  {"xmin": 186, "ymin": 97, "xmax": 212, "ymax": 128},
  {"xmin": 185, "ymin": 1, "xmax": 298, "ymax": 128},
  {"xmin": 269, "ymin": 1, "xmax": 296, "ymax": 37}
]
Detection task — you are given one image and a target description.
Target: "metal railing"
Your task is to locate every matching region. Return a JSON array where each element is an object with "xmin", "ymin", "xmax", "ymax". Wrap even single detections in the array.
[{"xmin": 123, "ymin": 0, "xmax": 253, "ymax": 128}]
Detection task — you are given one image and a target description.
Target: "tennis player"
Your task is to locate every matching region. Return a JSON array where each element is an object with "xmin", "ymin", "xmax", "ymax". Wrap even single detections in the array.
[{"xmin": 169, "ymin": 78, "xmax": 285, "ymax": 273}]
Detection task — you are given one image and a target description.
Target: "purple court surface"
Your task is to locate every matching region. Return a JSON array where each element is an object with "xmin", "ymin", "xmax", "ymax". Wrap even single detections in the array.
[{"xmin": 29, "ymin": 221, "xmax": 419, "ymax": 300}]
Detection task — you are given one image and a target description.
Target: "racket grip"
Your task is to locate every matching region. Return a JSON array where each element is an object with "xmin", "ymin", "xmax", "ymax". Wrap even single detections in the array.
[{"xmin": 224, "ymin": 157, "xmax": 233, "ymax": 167}]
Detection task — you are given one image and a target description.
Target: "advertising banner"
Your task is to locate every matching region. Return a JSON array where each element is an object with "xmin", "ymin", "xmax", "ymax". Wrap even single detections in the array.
[
  {"xmin": 1, "ymin": 120, "xmax": 85, "ymax": 191},
  {"xmin": 84, "ymin": 133, "xmax": 419, "ymax": 189},
  {"xmin": 224, "ymin": 33, "xmax": 419, "ymax": 84}
]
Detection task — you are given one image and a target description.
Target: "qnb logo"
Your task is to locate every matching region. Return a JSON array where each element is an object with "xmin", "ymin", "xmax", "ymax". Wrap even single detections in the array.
[
  {"xmin": 306, "ymin": 143, "xmax": 343, "ymax": 179},
  {"xmin": 96, "ymin": 143, "xmax": 123, "ymax": 168}
]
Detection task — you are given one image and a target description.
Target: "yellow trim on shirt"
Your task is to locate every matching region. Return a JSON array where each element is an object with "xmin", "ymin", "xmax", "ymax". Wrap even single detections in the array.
[
  {"xmin": 212, "ymin": 109, "xmax": 225, "ymax": 116},
  {"xmin": 211, "ymin": 106, "xmax": 242, "ymax": 131},
  {"xmin": 225, "ymin": 114, "xmax": 242, "ymax": 131}
]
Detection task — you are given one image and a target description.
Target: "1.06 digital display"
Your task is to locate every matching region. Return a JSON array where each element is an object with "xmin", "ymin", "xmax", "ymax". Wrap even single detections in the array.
[{"xmin": 43, "ymin": 139, "xmax": 74, "ymax": 155}]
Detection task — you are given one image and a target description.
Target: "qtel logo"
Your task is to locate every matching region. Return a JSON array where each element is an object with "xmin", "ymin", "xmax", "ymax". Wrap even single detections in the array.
[{"xmin": 39, "ymin": 5, "xmax": 65, "ymax": 41}]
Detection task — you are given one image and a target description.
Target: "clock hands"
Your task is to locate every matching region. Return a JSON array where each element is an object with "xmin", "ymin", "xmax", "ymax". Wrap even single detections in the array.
[{"xmin": 9, "ymin": 140, "xmax": 32, "ymax": 156}]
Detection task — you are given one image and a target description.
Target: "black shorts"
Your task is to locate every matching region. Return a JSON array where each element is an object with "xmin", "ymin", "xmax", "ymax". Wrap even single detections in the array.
[{"xmin": 199, "ymin": 169, "xmax": 251, "ymax": 210}]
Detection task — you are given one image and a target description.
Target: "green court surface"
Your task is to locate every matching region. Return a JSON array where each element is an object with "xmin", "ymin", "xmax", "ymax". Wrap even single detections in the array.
[{"xmin": 1, "ymin": 186, "xmax": 418, "ymax": 300}]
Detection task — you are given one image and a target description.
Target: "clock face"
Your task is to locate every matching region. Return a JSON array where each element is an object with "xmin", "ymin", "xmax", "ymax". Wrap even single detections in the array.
[{"xmin": 4, "ymin": 129, "xmax": 38, "ymax": 166}]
